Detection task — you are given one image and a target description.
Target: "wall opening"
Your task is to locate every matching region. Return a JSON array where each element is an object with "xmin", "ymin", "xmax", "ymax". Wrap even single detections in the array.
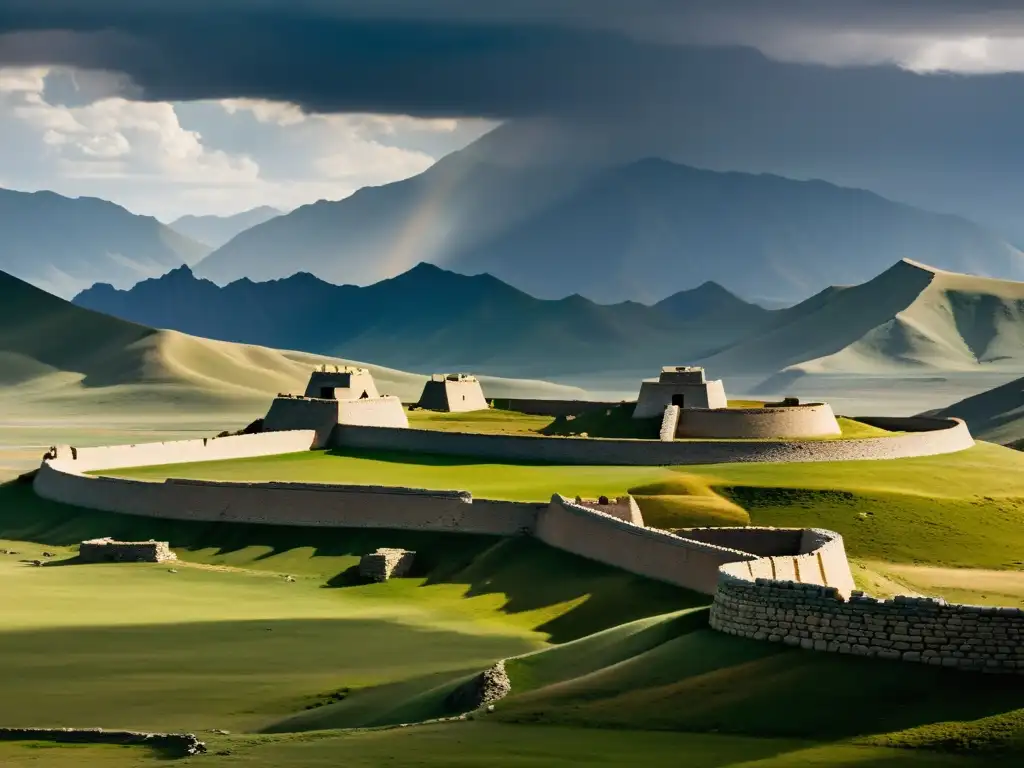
[
  {"xmin": 671, "ymin": 394, "xmax": 685, "ymax": 407},
  {"xmin": 320, "ymin": 387, "xmax": 335, "ymax": 399},
  {"xmin": 360, "ymin": 390, "xmax": 369, "ymax": 399}
]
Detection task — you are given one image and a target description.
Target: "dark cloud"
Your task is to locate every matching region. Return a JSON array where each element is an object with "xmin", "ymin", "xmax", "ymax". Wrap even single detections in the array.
[
  {"xmin": 6, "ymin": 1, "xmax": 1024, "ymax": 238},
  {"xmin": 3, "ymin": 1, "xmax": 1024, "ymax": 118}
]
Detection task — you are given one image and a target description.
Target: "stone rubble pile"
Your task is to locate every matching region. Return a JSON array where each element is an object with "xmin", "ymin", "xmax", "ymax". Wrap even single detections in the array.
[
  {"xmin": 358, "ymin": 548, "xmax": 416, "ymax": 582},
  {"xmin": 79, "ymin": 538, "xmax": 177, "ymax": 563}
]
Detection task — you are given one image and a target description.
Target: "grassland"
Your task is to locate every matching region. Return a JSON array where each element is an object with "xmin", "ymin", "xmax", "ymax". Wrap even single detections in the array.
[
  {"xmin": 6, "ymin": 722, "xmax": 1012, "ymax": 767},
  {"xmin": 102, "ymin": 448, "xmax": 678, "ymax": 502},
  {"xmin": 408, "ymin": 403, "xmax": 896, "ymax": 440},
  {"xmin": 2, "ymin": 479, "xmax": 1022, "ymax": 766}
]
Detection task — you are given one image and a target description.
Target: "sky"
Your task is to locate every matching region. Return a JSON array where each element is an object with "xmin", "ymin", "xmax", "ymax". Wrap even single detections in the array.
[{"xmin": 4, "ymin": 1, "xmax": 1024, "ymax": 226}]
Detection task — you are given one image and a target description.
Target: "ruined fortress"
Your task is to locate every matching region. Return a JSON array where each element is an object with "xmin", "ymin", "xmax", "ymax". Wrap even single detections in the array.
[{"xmin": 28, "ymin": 365, "xmax": 1021, "ymax": 675}]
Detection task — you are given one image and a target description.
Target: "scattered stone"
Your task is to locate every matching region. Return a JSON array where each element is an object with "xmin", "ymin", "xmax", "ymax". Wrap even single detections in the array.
[
  {"xmin": 30, "ymin": 560, "xmax": 43, "ymax": 567},
  {"xmin": 167, "ymin": 569, "xmax": 178, "ymax": 574},
  {"xmin": 358, "ymin": 548, "xmax": 416, "ymax": 582},
  {"xmin": 79, "ymin": 538, "xmax": 177, "ymax": 564},
  {"xmin": 42, "ymin": 552, "xmax": 54, "ymax": 558}
]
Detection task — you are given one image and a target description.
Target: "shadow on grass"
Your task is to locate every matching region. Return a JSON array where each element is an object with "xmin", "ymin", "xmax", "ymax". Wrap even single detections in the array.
[
  {"xmin": 325, "ymin": 447, "xmax": 560, "ymax": 468},
  {"xmin": 0, "ymin": 483, "xmax": 701, "ymax": 643},
  {"xmin": 0, "ymin": 617, "xmax": 532, "ymax": 735}
]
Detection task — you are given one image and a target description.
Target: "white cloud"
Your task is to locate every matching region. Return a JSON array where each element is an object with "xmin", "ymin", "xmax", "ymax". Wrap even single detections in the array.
[{"xmin": 0, "ymin": 67, "xmax": 495, "ymax": 220}]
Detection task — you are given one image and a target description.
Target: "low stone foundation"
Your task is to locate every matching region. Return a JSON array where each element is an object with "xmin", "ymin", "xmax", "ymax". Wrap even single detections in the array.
[
  {"xmin": 358, "ymin": 548, "xmax": 416, "ymax": 582},
  {"xmin": 79, "ymin": 538, "xmax": 177, "ymax": 563},
  {"xmin": 0, "ymin": 728, "xmax": 205, "ymax": 757}
]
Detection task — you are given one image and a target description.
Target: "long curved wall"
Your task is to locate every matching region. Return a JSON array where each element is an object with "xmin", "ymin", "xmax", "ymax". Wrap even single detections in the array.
[
  {"xmin": 329, "ymin": 416, "xmax": 974, "ymax": 466},
  {"xmin": 709, "ymin": 534, "xmax": 1024, "ymax": 675},
  {"xmin": 675, "ymin": 404, "xmax": 841, "ymax": 439}
]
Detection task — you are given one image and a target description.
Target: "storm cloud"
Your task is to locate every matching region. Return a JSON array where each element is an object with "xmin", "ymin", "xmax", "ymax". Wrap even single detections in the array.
[
  {"xmin": 6, "ymin": 1, "xmax": 1024, "ymax": 238},
  {"xmin": 3, "ymin": 1, "xmax": 1024, "ymax": 117}
]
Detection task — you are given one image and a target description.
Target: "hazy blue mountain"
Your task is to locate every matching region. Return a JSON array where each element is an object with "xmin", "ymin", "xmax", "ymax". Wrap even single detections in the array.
[
  {"xmin": 0, "ymin": 188, "xmax": 209, "ymax": 299},
  {"xmin": 74, "ymin": 262, "xmax": 766, "ymax": 378},
  {"xmin": 170, "ymin": 206, "xmax": 283, "ymax": 249},
  {"xmin": 192, "ymin": 150, "xmax": 1024, "ymax": 304}
]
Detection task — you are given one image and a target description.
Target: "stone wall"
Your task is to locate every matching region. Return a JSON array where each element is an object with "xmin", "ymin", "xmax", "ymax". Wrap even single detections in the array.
[
  {"xmin": 329, "ymin": 416, "xmax": 974, "ymax": 466},
  {"xmin": 337, "ymin": 395, "xmax": 409, "ymax": 428},
  {"xmin": 711, "ymin": 580, "xmax": 1024, "ymax": 674},
  {"xmin": 263, "ymin": 397, "xmax": 340, "ymax": 447},
  {"xmin": 675, "ymin": 403, "xmax": 842, "ymax": 439},
  {"xmin": 45, "ymin": 430, "xmax": 318, "ymax": 473},
  {"xmin": 535, "ymin": 495, "xmax": 759, "ymax": 594},
  {"xmin": 79, "ymin": 538, "xmax": 177, "ymax": 563},
  {"xmin": 34, "ymin": 464, "xmax": 541, "ymax": 536}
]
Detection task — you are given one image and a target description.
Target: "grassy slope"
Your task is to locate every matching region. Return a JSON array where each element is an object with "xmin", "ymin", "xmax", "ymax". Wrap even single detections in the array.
[
  {"xmin": 4, "ymin": 722, "xmax": 1005, "ymax": 768},
  {"xmin": 492, "ymin": 613, "xmax": 1024, "ymax": 759},
  {"xmin": 685, "ymin": 442, "xmax": 1024, "ymax": 569},
  {"xmin": 0, "ymin": 482, "xmax": 700, "ymax": 733},
  {"xmin": 103, "ymin": 448, "xmax": 677, "ymax": 502}
]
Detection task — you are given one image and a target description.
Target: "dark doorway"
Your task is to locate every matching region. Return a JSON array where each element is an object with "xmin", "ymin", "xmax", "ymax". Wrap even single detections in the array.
[
  {"xmin": 671, "ymin": 394, "xmax": 685, "ymax": 407},
  {"xmin": 320, "ymin": 387, "xmax": 335, "ymax": 399},
  {"xmin": 360, "ymin": 390, "xmax": 369, "ymax": 399}
]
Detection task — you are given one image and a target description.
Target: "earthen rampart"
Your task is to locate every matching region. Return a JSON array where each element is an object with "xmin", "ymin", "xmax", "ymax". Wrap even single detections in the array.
[
  {"xmin": 263, "ymin": 397, "xmax": 340, "ymax": 447},
  {"xmin": 337, "ymin": 395, "xmax": 409, "ymax": 428},
  {"xmin": 675, "ymin": 403, "xmax": 841, "ymax": 439},
  {"xmin": 329, "ymin": 416, "xmax": 973, "ymax": 466}
]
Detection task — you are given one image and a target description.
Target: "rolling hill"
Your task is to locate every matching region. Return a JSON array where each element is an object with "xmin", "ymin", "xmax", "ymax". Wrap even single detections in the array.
[
  {"xmin": 192, "ymin": 149, "xmax": 1024, "ymax": 304},
  {"xmin": 170, "ymin": 205, "xmax": 283, "ymax": 249},
  {"xmin": 0, "ymin": 268, "xmax": 585, "ymax": 422},
  {"xmin": 0, "ymin": 187, "xmax": 209, "ymax": 299},
  {"xmin": 73, "ymin": 263, "xmax": 769, "ymax": 378},
  {"xmin": 931, "ymin": 376, "xmax": 1024, "ymax": 445},
  {"xmin": 720, "ymin": 259, "xmax": 1024, "ymax": 387}
]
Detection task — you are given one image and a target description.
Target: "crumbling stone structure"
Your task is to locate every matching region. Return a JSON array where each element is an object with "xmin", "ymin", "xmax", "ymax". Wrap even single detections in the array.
[
  {"xmin": 358, "ymin": 548, "xmax": 416, "ymax": 582},
  {"xmin": 0, "ymin": 728, "xmax": 205, "ymax": 757},
  {"xmin": 79, "ymin": 538, "xmax": 177, "ymax": 563},
  {"xmin": 633, "ymin": 366, "xmax": 728, "ymax": 418},
  {"xmin": 304, "ymin": 365, "xmax": 379, "ymax": 400},
  {"xmin": 263, "ymin": 368, "xmax": 409, "ymax": 442},
  {"xmin": 416, "ymin": 373, "xmax": 488, "ymax": 413},
  {"xmin": 573, "ymin": 495, "xmax": 645, "ymax": 525}
]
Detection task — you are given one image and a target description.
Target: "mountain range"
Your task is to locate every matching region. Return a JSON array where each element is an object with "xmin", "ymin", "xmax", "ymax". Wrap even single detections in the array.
[
  {"xmin": 0, "ymin": 268, "xmax": 584, "ymax": 422},
  {"xmin": 73, "ymin": 258, "xmax": 1024, "ymax": 384},
  {"xmin": 75, "ymin": 262, "xmax": 766, "ymax": 379},
  {"xmin": 192, "ymin": 153, "xmax": 1024, "ymax": 304},
  {"xmin": 170, "ymin": 206, "xmax": 283, "ymax": 249},
  {"xmin": 0, "ymin": 188, "xmax": 209, "ymax": 299}
]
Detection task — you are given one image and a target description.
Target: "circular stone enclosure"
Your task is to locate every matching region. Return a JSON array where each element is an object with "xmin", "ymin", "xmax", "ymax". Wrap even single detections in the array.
[{"xmin": 675, "ymin": 403, "xmax": 841, "ymax": 439}]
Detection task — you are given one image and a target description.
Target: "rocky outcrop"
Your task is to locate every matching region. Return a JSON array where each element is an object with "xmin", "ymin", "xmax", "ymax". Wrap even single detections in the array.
[{"xmin": 444, "ymin": 661, "xmax": 511, "ymax": 712}]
